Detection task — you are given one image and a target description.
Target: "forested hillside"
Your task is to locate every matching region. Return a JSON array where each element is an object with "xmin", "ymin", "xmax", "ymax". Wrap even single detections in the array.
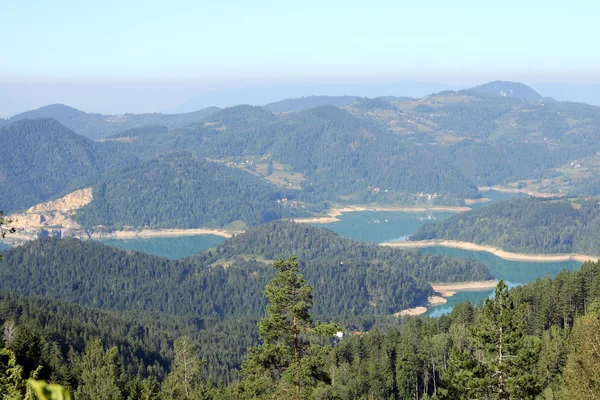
[
  {"xmin": 74, "ymin": 153, "xmax": 308, "ymax": 229},
  {"xmin": 0, "ymin": 222, "xmax": 490, "ymax": 321},
  {"xmin": 8, "ymin": 84, "xmax": 600, "ymax": 214},
  {"xmin": 9, "ymin": 104, "xmax": 221, "ymax": 139},
  {"xmin": 3, "ymin": 249, "xmax": 600, "ymax": 398},
  {"xmin": 0, "ymin": 118, "xmax": 137, "ymax": 212},
  {"xmin": 318, "ymin": 261, "xmax": 600, "ymax": 399},
  {"xmin": 411, "ymin": 197, "xmax": 600, "ymax": 254},
  {"xmin": 193, "ymin": 220, "xmax": 492, "ymax": 287},
  {"xmin": 131, "ymin": 105, "xmax": 479, "ymax": 204}
]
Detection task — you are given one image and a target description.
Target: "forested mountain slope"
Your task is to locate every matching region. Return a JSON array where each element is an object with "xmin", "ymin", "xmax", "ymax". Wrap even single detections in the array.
[
  {"xmin": 0, "ymin": 118, "xmax": 137, "ymax": 212},
  {"xmin": 193, "ymin": 220, "xmax": 492, "ymax": 286},
  {"xmin": 320, "ymin": 261, "xmax": 600, "ymax": 399},
  {"xmin": 74, "ymin": 153, "xmax": 307, "ymax": 229},
  {"xmin": 131, "ymin": 105, "xmax": 479, "ymax": 204},
  {"xmin": 9, "ymin": 104, "xmax": 221, "ymax": 139},
  {"xmin": 0, "ymin": 222, "xmax": 491, "ymax": 321},
  {"xmin": 0, "ymin": 290, "xmax": 259, "ymax": 384},
  {"xmin": 411, "ymin": 197, "xmax": 600, "ymax": 254}
]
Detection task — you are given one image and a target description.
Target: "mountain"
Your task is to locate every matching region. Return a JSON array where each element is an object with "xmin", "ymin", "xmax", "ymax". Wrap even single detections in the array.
[
  {"xmin": 466, "ymin": 81, "xmax": 544, "ymax": 101},
  {"xmin": 74, "ymin": 152, "xmax": 308, "ymax": 229},
  {"xmin": 0, "ymin": 220, "xmax": 490, "ymax": 384},
  {"xmin": 10, "ymin": 104, "xmax": 221, "ymax": 139},
  {"xmin": 134, "ymin": 105, "xmax": 480, "ymax": 204},
  {"xmin": 264, "ymin": 96, "xmax": 361, "ymax": 112},
  {"xmin": 171, "ymin": 81, "xmax": 456, "ymax": 113},
  {"xmin": 0, "ymin": 118, "xmax": 136, "ymax": 212},
  {"xmin": 410, "ymin": 197, "xmax": 600, "ymax": 255}
]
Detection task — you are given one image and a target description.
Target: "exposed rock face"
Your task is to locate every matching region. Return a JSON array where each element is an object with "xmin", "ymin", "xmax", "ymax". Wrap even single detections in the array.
[
  {"xmin": 26, "ymin": 187, "xmax": 93, "ymax": 214},
  {"xmin": 8, "ymin": 188, "xmax": 93, "ymax": 234}
]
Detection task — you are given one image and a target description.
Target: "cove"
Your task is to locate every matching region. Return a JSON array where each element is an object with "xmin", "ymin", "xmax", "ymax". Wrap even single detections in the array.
[{"xmin": 100, "ymin": 235, "xmax": 225, "ymax": 259}]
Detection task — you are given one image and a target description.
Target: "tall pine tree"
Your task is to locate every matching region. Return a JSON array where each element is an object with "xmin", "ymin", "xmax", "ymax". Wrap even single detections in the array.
[{"xmin": 241, "ymin": 257, "xmax": 340, "ymax": 399}]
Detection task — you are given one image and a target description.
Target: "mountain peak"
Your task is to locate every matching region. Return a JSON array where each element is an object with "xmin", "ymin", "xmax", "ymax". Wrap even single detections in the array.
[
  {"xmin": 10, "ymin": 104, "xmax": 87, "ymax": 121},
  {"xmin": 466, "ymin": 81, "xmax": 544, "ymax": 101}
]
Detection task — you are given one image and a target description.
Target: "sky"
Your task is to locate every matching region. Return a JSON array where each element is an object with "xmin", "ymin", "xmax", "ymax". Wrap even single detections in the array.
[{"xmin": 1, "ymin": 0, "xmax": 600, "ymax": 115}]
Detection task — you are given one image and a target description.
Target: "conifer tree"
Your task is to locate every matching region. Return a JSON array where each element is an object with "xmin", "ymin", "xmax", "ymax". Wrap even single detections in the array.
[
  {"xmin": 160, "ymin": 336, "xmax": 207, "ymax": 400},
  {"xmin": 74, "ymin": 339, "xmax": 123, "ymax": 400},
  {"xmin": 562, "ymin": 302, "xmax": 600, "ymax": 399},
  {"xmin": 241, "ymin": 257, "xmax": 340, "ymax": 399}
]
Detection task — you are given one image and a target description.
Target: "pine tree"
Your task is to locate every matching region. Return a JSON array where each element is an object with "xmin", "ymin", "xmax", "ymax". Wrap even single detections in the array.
[
  {"xmin": 241, "ymin": 257, "xmax": 340, "ymax": 399},
  {"xmin": 74, "ymin": 339, "xmax": 123, "ymax": 400},
  {"xmin": 444, "ymin": 281, "xmax": 539, "ymax": 399},
  {"xmin": 160, "ymin": 336, "xmax": 207, "ymax": 400},
  {"xmin": 562, "ymin": 302, "xmax": 600, "ymax": 399}
]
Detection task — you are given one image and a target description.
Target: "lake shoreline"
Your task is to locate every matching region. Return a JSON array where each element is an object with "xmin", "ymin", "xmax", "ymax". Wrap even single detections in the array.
[
  {"xmin": 383, "ymin": 239, "xmax": 599, "ymax": 263},
  {"xmin": 294, "ymin": 204, "xmax": 470, "ymax": 224},
  {"xmin": 395, "ymin": 280, "xmax": 498, "ymax": 316},
  {"xmin": 2, "ymin": 227, "xmax": 239, "ymax": 247},
  {"xmin": 93, "ymin": 228, "xmax": 237, "ymax": 239}
]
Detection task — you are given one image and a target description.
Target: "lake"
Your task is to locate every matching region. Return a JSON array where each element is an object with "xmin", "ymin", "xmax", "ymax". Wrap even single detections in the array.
[
  {"xmin": 99, "ymin": 189, "xmax": 577, "ymax": 315},
  {"xmin": 100, "ymin": 235, "xmax": 225, "ymax": 259}
]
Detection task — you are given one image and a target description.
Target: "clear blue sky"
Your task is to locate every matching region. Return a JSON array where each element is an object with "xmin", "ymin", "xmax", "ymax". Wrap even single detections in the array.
[
  {"xmin": 2, "ymin": 0, "xmax": 599, "ymax": 83},
  {"xmin": 1, "ymin": 0, "xmax": 599, "ymax": 116}
]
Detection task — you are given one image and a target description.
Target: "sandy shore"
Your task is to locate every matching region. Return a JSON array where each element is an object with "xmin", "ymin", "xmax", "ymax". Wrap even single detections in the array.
[
  {"xmin": 95, "ymin": 228, "xmax": 239, "ymax": 239},
  {"xmin": 464, "ymin": 197, "xmax": 490, "ymax": 205},
  {"xmin": 395, "ymin": 281, "xmax": 497, "ymax": 317},
  {"xmin": 394, "ymin": 295, "xmax": 449, "ymax": 316},
  {"xmin": 382, "ymin": 239, "xmax": 599, "ymax": 263},
  {"xmin": 2, "ymin": 227, "xmax": 240, "ymax": 247},
  {"xmin": 294, "ymin": 204, "xmax": 470, "ymax": 224},
  {"xmin": 431, "ymin": 280, "xmax": 498, "ymax": 296}
]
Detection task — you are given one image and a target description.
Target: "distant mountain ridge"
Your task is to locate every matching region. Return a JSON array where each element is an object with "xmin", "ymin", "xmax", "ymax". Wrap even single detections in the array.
[
  {"xmin": 172, "ymin": 81, "xmax": 456, "ymax": 113},
  {"xmin": 10, "ymin": 103, "xmax": 221, "ymax": 139}
]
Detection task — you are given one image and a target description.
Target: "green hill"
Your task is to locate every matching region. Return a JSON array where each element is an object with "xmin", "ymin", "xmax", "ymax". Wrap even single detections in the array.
[
  {"xmin": 135, "ymin": 105, "xmax": 479, "ymax": 204},
  {"xmin": 0, "ymin": 222, "xmax": 491, "ymax": 321},
  {"xmin": 264, "ymin": 95, "xmax": 360, "ymax": 112},
  {"xmin": 74, "ymin": 153, "xmax": 308, "ymax": 229},
  {"xmin": 0, "ymin": 118, "xmax": 136, "ymax": 212},
  {"xmin": 411, "ymin": 196, "xmax": 600, "ymax": 254}
]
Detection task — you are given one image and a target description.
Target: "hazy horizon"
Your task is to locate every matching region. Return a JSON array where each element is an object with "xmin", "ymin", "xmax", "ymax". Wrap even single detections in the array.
[{"xmin": 3, "ymin": 0, "xmax": 600, "ymax": 116}]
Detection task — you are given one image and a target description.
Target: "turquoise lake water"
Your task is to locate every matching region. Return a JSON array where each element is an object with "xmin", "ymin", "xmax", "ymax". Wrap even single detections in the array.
[{"xmin": 100, "ymin": 235, "xmax": 225, "ymax": 259}]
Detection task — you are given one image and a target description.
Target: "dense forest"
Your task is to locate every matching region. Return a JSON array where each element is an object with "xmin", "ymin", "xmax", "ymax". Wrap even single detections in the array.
[
  {"xmin": 129, "ymin": 105, "xmax": 480, "ymax": 204},
  {"xmin": 411, "ymin": 197, "xmax": 600, "ymax": 255},
  {"xmin": 74, "ymin": 153, "xmax": 307, "ymax": 229},
  {"xmin": 2, "ymin": 253, "xmax": 600, "ymax": 399},
  {"xmin": 0, "ymin": 221, "xmax": 491, "ymax": 322},
  {"xmin": 0, "ymin": 118, "xmax": 138, "ymax": 213}
]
